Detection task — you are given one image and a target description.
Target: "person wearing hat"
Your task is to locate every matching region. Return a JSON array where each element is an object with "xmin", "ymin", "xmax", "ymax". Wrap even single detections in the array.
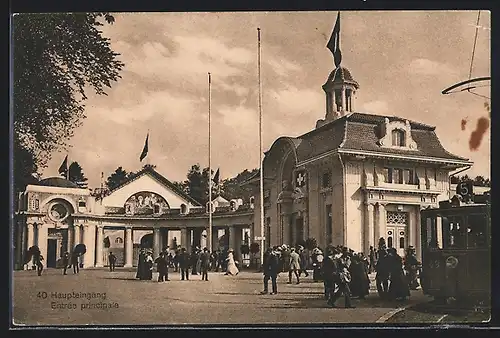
[
  {"xmin": 155, "ymin": 251, "xmax": 169, "ymax": 282},
  {"xmin": 61, "ymin": 252, "xmax": 69, "ymax": 275},
  {"xmin": 225, "ymin": 248, "xmax": 239, "ymax": 276},
  {"xmin": 200, "ymin": 248, "xmax": 211, "ymax": 281},
  {"xmin": 260, "ymin": 247, "xmax": 279, "ymax": 295},
  {"xmin": 177, "ymin": 248, "xmax": 190, "ymax": 280},
  {"xmin": 288, "ymin": 247, "xmax": 301, "ymax": 284},
  {"xmin": 404, "ymin": 246, "xmax": 420, "ymax": 290},
  {"xmin": 298, "ymin": 246, "xmax": 309, "ymax": 278}
]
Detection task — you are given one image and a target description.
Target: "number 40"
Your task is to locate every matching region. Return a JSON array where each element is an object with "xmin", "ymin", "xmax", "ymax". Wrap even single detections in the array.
[{"xmin": 37, "ymin": 291, "xmax": 47, "ymax": 299}]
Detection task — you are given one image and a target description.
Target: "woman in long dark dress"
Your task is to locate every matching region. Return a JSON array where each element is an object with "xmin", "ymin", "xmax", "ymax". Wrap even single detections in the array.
[
  {"xmin": 136, "ymin": 251, "xmax": 145, "ymax": 279},
  {"xmin": 387, "ymin": 248, "xmax": 410, "ymax": 301},
  {"xmin": 349, "ymin": 254, "xmax": 370, "ymax": 299}
]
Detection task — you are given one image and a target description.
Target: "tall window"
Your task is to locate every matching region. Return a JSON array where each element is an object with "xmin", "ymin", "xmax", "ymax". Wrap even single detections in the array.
[
  {"xmin": 326, "ymin": 204, "xmax": 333, "ymax": 245},
  {"xmin": 392, "ymin": 129, "xmax": 406, "ymax": 146},
  {"xmin": 322, "ymin": 171, "xmax": 332, "ymax": 188},
  {"xmin": 384, "ymin": 167, "xmax": 416, "ymax": 185}
]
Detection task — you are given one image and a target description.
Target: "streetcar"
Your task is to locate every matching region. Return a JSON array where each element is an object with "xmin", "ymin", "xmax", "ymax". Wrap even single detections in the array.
[{"xmin": 419, "ymin": 189, "xmax": 491, "ymax": 305}]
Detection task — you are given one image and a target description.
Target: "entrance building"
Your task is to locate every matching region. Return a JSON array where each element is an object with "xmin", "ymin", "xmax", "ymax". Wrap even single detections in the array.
[
  {"xmin": 243, "ymin": 23, "xmax": 472, "ymax": 261},
  {"xmin": 14, "ymin": 167, "xmax": 254, "ymax": 270}
]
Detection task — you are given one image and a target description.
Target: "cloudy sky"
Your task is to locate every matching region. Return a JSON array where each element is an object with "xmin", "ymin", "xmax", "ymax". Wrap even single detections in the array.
[{"xmin": 40, "ymin": 11, "xmax": 491, "ymax": 188}]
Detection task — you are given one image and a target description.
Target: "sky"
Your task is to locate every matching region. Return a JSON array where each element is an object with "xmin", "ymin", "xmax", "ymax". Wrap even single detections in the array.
[{"xmin": 39, "ymin": 11, "xmax": 491, "ymax": 188}]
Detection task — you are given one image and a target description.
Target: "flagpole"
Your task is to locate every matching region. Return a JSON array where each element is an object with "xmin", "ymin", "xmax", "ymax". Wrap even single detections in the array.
[
  {"xmin": 66, "ymin": 153, "xmax": 70, "ymax": 180},
  {"xmin": 208, "ymin": 72, "xmax": 213, "ymax": 253},
  {"xmin": 257, "ymin": 28, "xmax": 265, "ymax": 267}
]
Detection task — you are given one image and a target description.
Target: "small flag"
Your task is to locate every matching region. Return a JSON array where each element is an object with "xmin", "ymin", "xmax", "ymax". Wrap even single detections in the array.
[
  {"xmin": 212, "ymin": 168, "xmax": 220, "ymax": 185},
  {"xmin": 140, "ymin": 133, "xmax": 149, "ymax": 162},
  {"xmin": 58, "ymin": 155, "xmax": 68, "ymax": 175},
  {"xmin": 326, "ymin": 12, "xmax": 342, "ymax": 68}
]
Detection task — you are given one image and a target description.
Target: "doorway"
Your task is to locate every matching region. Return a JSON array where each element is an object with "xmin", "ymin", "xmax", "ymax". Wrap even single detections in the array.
[{"xmin": 47, "ymin": 239, "xmax": 57, "ymax": 268}]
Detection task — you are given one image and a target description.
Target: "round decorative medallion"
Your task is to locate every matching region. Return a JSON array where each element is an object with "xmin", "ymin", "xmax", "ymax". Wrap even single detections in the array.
[{"xmin": 48, "ymin": 203, "xmax": 69, "ymax": 222}]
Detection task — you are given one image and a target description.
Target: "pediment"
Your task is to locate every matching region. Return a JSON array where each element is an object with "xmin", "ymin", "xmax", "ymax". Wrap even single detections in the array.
[{"xmin": 102, "ymin": 172, "xmax": 198, "ymax": 210}]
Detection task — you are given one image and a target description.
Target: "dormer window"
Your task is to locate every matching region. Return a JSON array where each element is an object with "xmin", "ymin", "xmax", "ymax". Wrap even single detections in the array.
[{"xmin": 392, "ymin": 129, "xmax": 406, "ymax": 147}]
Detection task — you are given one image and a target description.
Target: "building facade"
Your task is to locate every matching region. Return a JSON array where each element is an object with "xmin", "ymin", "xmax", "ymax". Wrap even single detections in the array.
[
  {"xmin": 246, "ymin": 66, "xmax": 472, "ymax": 261},
  {"xmin": 14, "ymin": 167, "xmax": 253, "ymax": 270}
]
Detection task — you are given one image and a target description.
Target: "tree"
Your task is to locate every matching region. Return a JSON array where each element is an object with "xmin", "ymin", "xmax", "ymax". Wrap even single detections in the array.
[
  {"xmin": 13, "ymin": 13, "xmax": 124, "ymax": 193},
  {"xmin": 184, "ymin": 164, "xmax": 210, "ymax": 205},
  {"xmin": 106, "ymin": 167, "xmax": 129, "ymax": 191},
  {"xmin": 60, "ymin": 161, "xmax": 88, "ymax": 188},
  {"xmin": 221, "ymin": 168, "xmax": 258, "ymax": 201}
]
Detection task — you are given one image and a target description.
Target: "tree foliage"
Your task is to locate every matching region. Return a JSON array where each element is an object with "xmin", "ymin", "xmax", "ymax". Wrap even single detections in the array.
[
  {"xmin": 13, "ymin": 13, "xmax": 124, "ymax": 193},
  {"xmin": 450, "ymin": 174, "xmax": 490, "ymax": 187},
  {"xmin": 59, "ymin": 161, "xmax": 88, "ymax": 188},
  {"xmin": 106, "ymin": 167, "xmax": 129, "ymax": 191}
]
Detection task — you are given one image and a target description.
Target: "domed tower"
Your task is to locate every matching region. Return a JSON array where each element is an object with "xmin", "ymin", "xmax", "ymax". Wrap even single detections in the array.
[
  {"xmin": 322, "ymin": 66, "xmax": 359, "ymax": 119},
  {"xmin": 316, "ymin": 12, "xmax": 360, "ymax": 128}
]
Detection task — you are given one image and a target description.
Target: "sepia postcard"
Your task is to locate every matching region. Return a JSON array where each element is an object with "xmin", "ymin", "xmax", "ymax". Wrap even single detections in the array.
[{"xmin": 11, "ymin": 10, "xmax": 491, "ymax": 327}]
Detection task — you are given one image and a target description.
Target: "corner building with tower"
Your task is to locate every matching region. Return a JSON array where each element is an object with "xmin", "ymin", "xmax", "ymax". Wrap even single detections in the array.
[{"xmin": 246, "ymin": 53, "xmax": 472, "ymax": 262}]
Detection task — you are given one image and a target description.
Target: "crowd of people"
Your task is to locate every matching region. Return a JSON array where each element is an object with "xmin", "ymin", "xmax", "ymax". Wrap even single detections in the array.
[
  {"xmin": 258, "ymin": 239, "xmax": 421, "ymax": 308},
  {"xmin": 134, "ymin": 246, "xmax": 240, "ymax": 281}
]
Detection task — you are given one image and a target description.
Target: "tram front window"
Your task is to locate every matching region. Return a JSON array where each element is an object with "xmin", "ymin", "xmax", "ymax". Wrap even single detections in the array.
[
  {"xmin": 442, "ymin": 216, "xmax": 466, "ymax": 249},
  {"xmin": 466, "ymin": 214, "xmax": 488, "ymax": 248},
  {"xmin": 425, "ymin": 216, "xmax": 442, "ymax": 249}
]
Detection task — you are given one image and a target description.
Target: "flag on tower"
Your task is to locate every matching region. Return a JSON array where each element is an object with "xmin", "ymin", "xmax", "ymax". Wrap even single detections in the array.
[
  {"xmin": 212, "ymin": 168, "xmax": 220, "ymax": 185},
  {"xmin": 140, "ymin": 133, "xmax": 149, "ymax": 162},
  {"xmin": 58, "ymin": 155, "xmax": 68, "ymax": 176},
  {"xmin": 327, "ymin": 11, "xmax": 342, "ymax": 68}
]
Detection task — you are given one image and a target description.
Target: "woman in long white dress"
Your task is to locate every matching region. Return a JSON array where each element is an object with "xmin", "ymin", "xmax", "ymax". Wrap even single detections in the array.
[{"xmin": 225, "ymin": 249, "xmax": 239, "ymax": 276}]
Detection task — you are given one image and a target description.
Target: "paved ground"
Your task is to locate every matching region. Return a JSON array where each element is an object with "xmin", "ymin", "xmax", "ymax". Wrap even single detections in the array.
[{"xmin": 13, "ymin": 268, "xmax": 430, "ymax": 326}]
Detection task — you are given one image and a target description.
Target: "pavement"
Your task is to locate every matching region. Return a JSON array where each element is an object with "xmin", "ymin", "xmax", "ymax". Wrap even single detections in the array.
[{"xmin": 12, "ymin": 268, "xmax": 431, "ymax": 326}]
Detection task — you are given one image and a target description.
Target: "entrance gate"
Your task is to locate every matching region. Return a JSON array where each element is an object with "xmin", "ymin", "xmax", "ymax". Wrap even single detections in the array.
[{"xmin": 386, "ymin": 211, "xmax": 408, "ymax": 256}]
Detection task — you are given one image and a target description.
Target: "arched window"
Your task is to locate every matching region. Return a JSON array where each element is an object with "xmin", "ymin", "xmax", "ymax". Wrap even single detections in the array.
[
  {"xmin": 115, "ymin": 237, "xmax": 123, "ymax": 244},
  {"xmin": 180, "ymin": 204, "xmax": 187, "ymax": 214},
  {"xmin": 392, "ymin": 129, "xmax": 406, "ymax": 146}
]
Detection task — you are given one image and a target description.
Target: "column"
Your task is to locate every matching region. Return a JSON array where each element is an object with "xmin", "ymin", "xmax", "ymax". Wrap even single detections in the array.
[
  {"xmin": 95, "ymin": 226, "xmax": 104, "ymax": 267},
  {"xmin": 408, "ymin": 208, "xmax": 416, "ymax": 251},
  {"xmin": 234, "ymin": 227, "xmax": 242, "ymax": 262},
  {"xmin": 212, "ymin": 228, "xmax": 219, "ymax": 252},
  {"xmin": 124, "ymin": 227, "xmax": 133, "ymax": 267},
  {"xmin": 26, "ymin": 223, "xmax": 35, "ymax": 269},
  {"xmin": 15, "ymin": 223, "xmax": 23, "ymax": 270},
  {"xmin": 67, "ymin": 225, "xmax": 75, "ymax": 253},
  {"xmin": 153, "ymin": 228, "xmax": 161, "ymax": 258},
  {"xmin": 228, "ymin": 226, "xmax": 236, "ymax": 251},
  {"xmin": 83, "ymin": 224, "xmax": 96, "ymax": 268},
  {"xmin": 290, "ymin": 217, "xmax": 296, "ymax": 247},
  {"xmin": 180, "ymin": 227, "xmax": 188, "ymax": 250},
  {"xmin": 415, "ymin": 206, "xmax": 424, "ymax": 261},
  {"xmin": 186, "ymin": 229, "xmax": 192, "ymax": 252},
  {"xmin": 377, "ymin": 203, "xmax": 387, "ymax": 247},
  {"xmin": 37, "ymin": 224, "xmax": 49, "ymax": 266},
  {"xmin": 162, "ymin": 228, "xmax": 169, "ymax": 251},
  {"xmin": 74, "ymin": 224, "xmax": 82, "ymax": 245},
  {"xmin": 340, "ymin": 87, "xmax": 346, "ymax": 111},
  {"xmin": 364, "ymin": 203, "xmax": 375, "ymax": 254}
]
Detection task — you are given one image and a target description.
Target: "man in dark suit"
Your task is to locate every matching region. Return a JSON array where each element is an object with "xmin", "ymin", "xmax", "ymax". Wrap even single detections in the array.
[
  {"xmin": 71, "ymin": 252, "xmax": 80, "ymax": 274},
  {"xmin": 260, "ymin": 247, "xmax": 280, "ymax": 295},
  {"xmin": 200, "ymin": 248, "xmax": 211, "ymax": 281},
  {"xmin": 108, "ymin": 252, "xmax": 117, "ymax": 272},
  {"xmin": 178, "ymin": 248, "xmax": 190, "ymax": 281},
  {"xmin": 155, "ymin": 252, "xmax": 169, "ymax": 282},
  {"xmin": 62, "ymin": 252, "xmax": 69, "ymax": 275}
]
